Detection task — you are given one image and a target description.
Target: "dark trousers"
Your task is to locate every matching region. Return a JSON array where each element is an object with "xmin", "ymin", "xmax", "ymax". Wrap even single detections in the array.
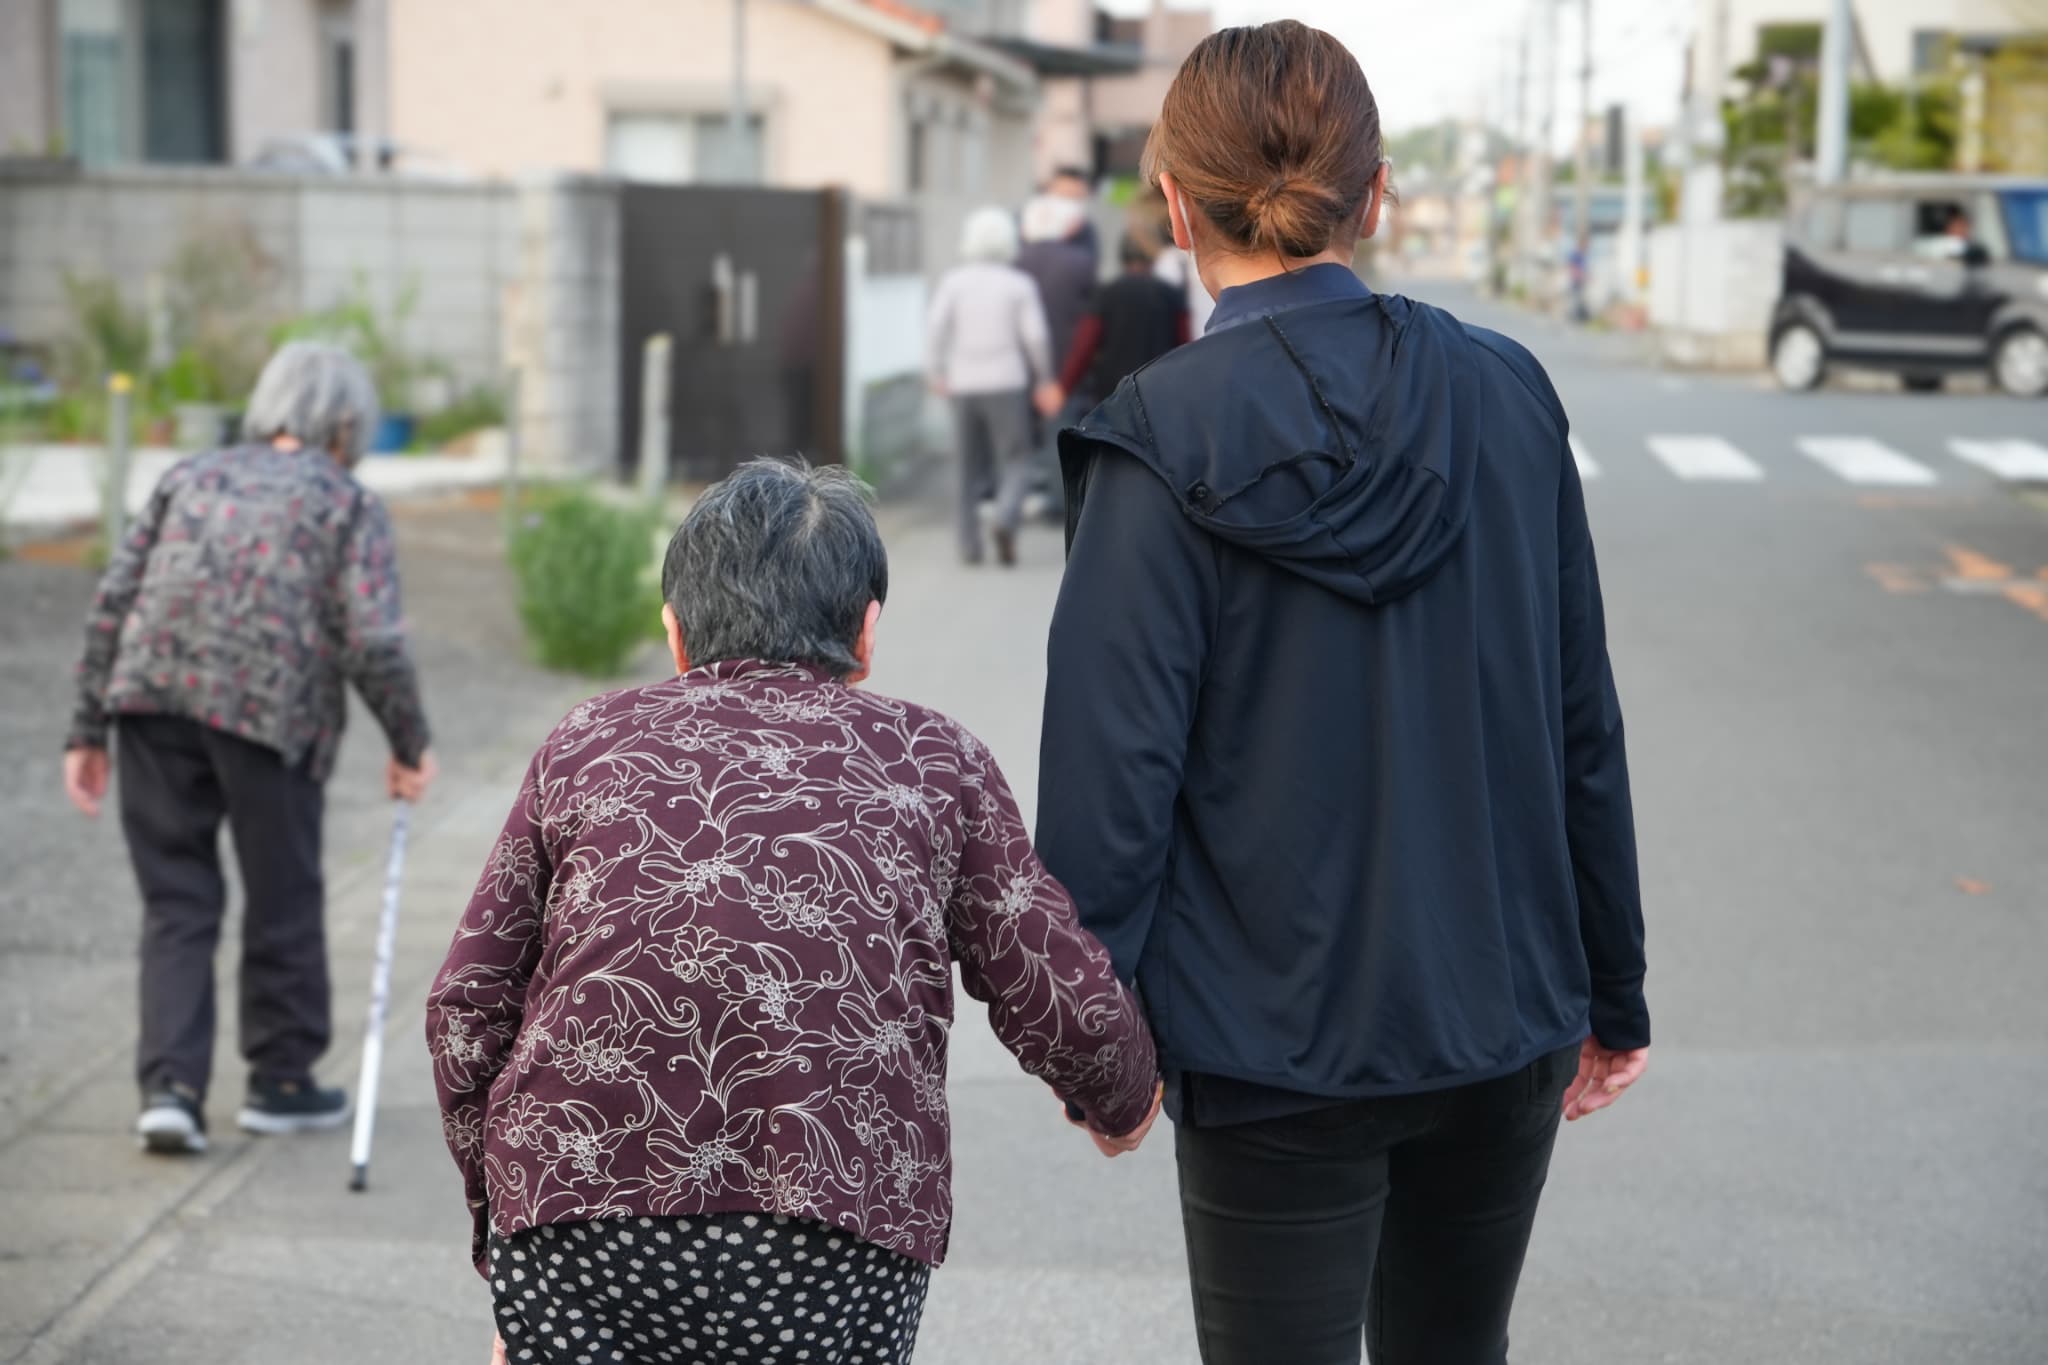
[
  {"xmin": 1175, "ymin": 1044, "xmax": 1579, "ymax": 1365},
  {"xmin": 117, "ymin": 715, "xmax": 329, "ymax": 1098}
]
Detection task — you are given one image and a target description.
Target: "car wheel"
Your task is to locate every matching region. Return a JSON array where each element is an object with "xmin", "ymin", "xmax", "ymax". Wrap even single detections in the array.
[
  {"xmin": 1902, "ymin": 374, "xmax": 1944, "ymax": 393},
  {"xmin": 1991, "ymin": 327, "xmax": 2048, "ymax": 398},
  {"xmin": 1771, "ymin": 322, "xmax": 1826, "ymax": 391}
]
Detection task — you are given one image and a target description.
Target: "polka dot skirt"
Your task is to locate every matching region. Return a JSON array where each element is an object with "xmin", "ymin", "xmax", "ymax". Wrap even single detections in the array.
[{"xmin": 489, "ymin": 1212, "xmax": 932, "ymax": 1364}]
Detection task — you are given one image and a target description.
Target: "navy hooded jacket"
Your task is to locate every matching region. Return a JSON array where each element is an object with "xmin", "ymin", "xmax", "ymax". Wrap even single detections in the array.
[{"xmin": 1037, "ymin": 266, "xmax": 1648, "ymax": 1121}]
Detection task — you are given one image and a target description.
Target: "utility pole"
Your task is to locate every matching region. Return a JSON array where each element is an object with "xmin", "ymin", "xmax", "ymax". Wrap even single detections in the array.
[
  {"xmin": 728, "ymin": 0, "xmax": 749, "ymax": 182},
  {"xmin": 1814, "ymin": 0, "xmax": 1852, "ymax": 184},
  {"xmin": 1512, "ymin": 20, "xmax": 1532, "ymax": 292},
  {"xmin": 1573, "ymin": 0, "xmax": 1594, "ymax": 259},
  {"xmin": 1529, "ymin": 0, "xmax": 1559, "ymax": 304}
]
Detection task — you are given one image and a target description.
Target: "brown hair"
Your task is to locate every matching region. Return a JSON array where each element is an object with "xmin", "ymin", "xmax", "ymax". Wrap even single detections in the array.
[{"xmin": 1142, "ymin": 20, "xmax": 1385, "ymax": 260}]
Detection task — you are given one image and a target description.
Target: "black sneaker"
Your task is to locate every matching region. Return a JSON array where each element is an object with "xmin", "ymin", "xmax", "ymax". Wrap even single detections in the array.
[
  {"xmin": 238, "ymin": 1076, "xmax": 352, "ymax": 1135},
  {"xmin": 137, "ymin": 1084, "xmax": 208, "ymax": 1155}
]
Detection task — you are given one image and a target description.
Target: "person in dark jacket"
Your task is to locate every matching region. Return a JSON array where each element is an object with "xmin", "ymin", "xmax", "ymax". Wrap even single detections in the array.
[
  {"xmin": 1039, "ymin": 235, "xmax": 1190, "ymax": 418},
  {"xmin": 1037, "ymin": 22, "xmax": 1650, "ymax": 1365},
  {"xmin": 1015, "ymin": 193, "xmax": 1098, "ymax": 385},
  {"xmin": 62, "ymin": 341, "xmax": 436, "ymax": 1157}
]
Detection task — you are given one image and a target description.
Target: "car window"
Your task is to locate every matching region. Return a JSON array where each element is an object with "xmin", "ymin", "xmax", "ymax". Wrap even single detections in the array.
[
  {"xmin": 1842, "ymin": 198, "xmax": 1906, "ymax": 253},
  {"xmin": 1909, "ymin": 199, "xmax": 1972, "ymax": 258},
  {"xmin": 1802, "ymin": 197, "xmax": 1843, "ymax": 249},
  {"xmin": 2001, "ymin": 189, "xmax": 2048, "ymax": 265}
]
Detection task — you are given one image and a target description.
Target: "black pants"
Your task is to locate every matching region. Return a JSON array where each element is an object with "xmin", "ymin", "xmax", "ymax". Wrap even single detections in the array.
[
  {"xmin": 117, "ymin": 715, "xmax": 329, "ymax": 1098},
  {"xmin": 1175, "ymin": 1044, "xmax": 1578, "ymax": 1365}
]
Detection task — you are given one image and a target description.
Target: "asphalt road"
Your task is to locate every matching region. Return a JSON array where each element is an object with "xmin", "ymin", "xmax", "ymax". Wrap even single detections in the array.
[{"xmin": 4, "ymin": 284, "xmax": 2046, "ymax": 1363}]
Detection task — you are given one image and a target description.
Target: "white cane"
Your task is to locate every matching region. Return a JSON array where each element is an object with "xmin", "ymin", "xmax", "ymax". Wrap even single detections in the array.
[{"xmin": 349, "ymin": 802, "xmax": 411, "ymax": 1191}]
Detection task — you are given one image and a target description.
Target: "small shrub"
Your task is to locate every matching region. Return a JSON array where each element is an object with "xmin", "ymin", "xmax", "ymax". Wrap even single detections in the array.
[
  {"xmin": 508, "ymin": 490, "xmax": 664, "ymax": 676},
  {"xmin": 410, "ymin": 386, "xmax": 506, "ymax": 452}
]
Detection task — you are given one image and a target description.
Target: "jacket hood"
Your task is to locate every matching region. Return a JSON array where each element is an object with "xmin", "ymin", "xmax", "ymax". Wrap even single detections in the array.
[{"xmin": 1062, "ymin": 293, "xmax": 1483, "ymax": 605}]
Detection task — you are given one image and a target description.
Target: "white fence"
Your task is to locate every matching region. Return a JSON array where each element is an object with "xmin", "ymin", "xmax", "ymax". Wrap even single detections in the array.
[{"xmin": 1647, "ymin": 219, "xmax": 1785, "ymax": 369}]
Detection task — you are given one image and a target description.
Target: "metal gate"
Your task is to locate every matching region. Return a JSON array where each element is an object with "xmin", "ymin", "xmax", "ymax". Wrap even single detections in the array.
[{"xmin": 618, "ymin": 185, "xmax": 846, "ymax": 481}]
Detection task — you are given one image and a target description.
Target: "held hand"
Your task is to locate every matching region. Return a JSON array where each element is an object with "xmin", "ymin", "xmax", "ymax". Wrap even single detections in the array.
[
  {"xmin": 1033, "ymin": 382, "xmax": 1066, "ymax": 420},
  {"xmin": 63, "ymin": 746, "xmax": 111, "ymax": 817},
  {"xmin": 1562, "ymin": 1038, "xmax": 1648, "ymax": 1121},
  {"xmin": 1061, "ymin": 1081, "xmax": 1164, "ymax": 1158},
  {"xmin": 387, "ymin": 748, "xmax": 438, "ymax": 803},
  {"xmin": 490, "ymin": 1332, "xmax": 509, "ymax": 1365}
]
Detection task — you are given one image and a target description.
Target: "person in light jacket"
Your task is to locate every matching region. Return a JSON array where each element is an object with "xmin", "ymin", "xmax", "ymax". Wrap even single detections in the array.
[
  {"xmin": 926, "ymin": 207, "xmax": 1059, "ymax": 567},
  {"xmin": 63, "ymin": 341, "xmax": 436, "ymax": 1157},
  {"xmin": 1039, "ymin": 21, "xmax": 1650, "ymax": 1365}
]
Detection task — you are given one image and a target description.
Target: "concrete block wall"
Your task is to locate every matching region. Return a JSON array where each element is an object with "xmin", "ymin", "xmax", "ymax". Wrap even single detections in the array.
[
  {"xmin": 505, "ymin": 176, "xmax": 620, "ymax": 474},
  {"xmin": 0, "ymin": 165, "xmax": 521, "ymax": 399}
]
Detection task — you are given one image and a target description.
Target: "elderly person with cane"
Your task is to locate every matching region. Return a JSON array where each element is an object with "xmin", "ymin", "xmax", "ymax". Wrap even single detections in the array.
[
  {"xmin": 63, "ymin": 340, "xmax": 436, "ymax": 1156},
  {"xmin": 429, "ymin": 458, "xmax": 1159, "ymax": 1365}
]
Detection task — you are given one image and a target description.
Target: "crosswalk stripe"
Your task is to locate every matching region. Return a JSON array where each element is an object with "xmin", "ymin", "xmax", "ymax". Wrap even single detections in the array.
[
  {"xmin": 1796, "ymin": 436, "xmax": 1938, "ymax": 486},
  {"xmin": 1645, "ymin": 435, "xmax": 1764, "ymax": 482},
  {"xmin": 1947, "ymin": 439, "xmax": 2048, "ymax": 481},
  {"xmin": 1568, "ymin": 435, "xmax": 1599, "ymax": 479}
]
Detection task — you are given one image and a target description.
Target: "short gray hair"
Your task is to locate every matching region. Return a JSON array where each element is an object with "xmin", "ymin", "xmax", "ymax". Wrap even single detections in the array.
[
  {"xmin": 241, "ymin": 341, "xmax": 380, "ymax": 464},
  {"xmin": 959, "ymin": 206, "xmax": 1019, "ymax": 263},
  {"xmin": 661, "ymin": 459, "xmax": 889, "ymax": 677}
]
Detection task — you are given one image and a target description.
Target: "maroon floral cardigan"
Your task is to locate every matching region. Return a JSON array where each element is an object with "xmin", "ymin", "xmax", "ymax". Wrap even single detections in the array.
[{"xmin": 427, "ymin": 661, "xmax": 1157, "ymax": 1272}]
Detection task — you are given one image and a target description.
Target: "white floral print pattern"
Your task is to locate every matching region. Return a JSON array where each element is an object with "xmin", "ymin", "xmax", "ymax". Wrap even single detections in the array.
[{"xmin": 427, "ymin": 661, "xmax": 1157, "ymax": 1273}]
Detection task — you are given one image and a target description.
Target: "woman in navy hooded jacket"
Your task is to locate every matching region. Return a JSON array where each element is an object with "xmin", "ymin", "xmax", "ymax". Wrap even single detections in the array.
[{"xmin": 1036, "ymin": 21, "xmax": 1650, "ymax": 1365}]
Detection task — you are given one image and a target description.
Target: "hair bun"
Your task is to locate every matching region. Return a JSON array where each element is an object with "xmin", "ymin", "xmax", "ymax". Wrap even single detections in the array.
[{"xmin": 1247, "ymin": 173, "xmax": 1342, "ymax": 257}]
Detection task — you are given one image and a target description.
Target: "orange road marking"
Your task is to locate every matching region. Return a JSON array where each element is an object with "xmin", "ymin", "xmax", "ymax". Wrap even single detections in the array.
[
  {"xmin": 1863, "ymin": 563, "xmax": 1927, "ymax": 594},
  {"xmin": 2002, "ymin": 583, "xmax": 2048, "ymax": 623},
  {"xmin": 1943, "ymin": 545, "xmax": 2014, "ymax": 582}
]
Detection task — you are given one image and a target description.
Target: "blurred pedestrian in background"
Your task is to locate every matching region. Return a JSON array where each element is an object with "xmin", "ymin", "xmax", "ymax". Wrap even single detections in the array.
[
  {"xmin": 428, "ymin": 459, "xmax": 1159, "ymax": 1365},
  {"xmin": 62, "ymin": 340, "xmax": 436, "ymax": 1157},
  {"xmin": 1039, "ymin": 235, "xmax": 1190, "ymax": 421},
  {"xmin": 926, "ymin": 206, "xmax": 1058, "ymax": 566},
  {"xmin": 1044, "ymin": 163, "xmax": 1101, "ymax": 274},
  {"xmin": 1016, "ymin": 193, "xmax": 1098, "ymax": 392},
  {"xmin": 1040, "ymin": 21, "xmax": 1649, "ymax": 1364}
]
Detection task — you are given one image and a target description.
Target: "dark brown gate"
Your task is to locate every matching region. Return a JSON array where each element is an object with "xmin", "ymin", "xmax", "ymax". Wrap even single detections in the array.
[{"xmin": 618, "ymin": 185, "xmax": 846, "ymax": 481}]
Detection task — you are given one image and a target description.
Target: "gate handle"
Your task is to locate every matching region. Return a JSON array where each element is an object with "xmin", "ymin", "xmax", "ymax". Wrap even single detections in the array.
[{"xmin": 712, "ymin": 254, "xmax": 736, "ymax": 345}]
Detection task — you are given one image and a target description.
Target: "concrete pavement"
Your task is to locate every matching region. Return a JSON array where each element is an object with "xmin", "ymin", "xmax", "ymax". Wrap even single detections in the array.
[{"xmin": 5, "ymin": 286, "xmax": 2048, "ymax": 1362}]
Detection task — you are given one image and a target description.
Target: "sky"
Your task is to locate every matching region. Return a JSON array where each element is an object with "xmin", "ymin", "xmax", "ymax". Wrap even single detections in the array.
[{"xmin": 1098, "ymin": 0, "xmax": 1698, "ymax": 149}]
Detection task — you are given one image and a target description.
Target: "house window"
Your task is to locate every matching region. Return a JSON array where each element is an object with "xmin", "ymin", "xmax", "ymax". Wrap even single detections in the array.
[
  {"xmin": 141, "ymin": 0, "xmax": 226, "ymax": 164},
  {"xmin": 62, "ymin": 0, "xmax": 226, "ymax": 164},
  {"xmin": 1842, "ymin": 198, "xmax": 1906, "ymax": 253},
  {"xmin": 605, "ymin": 112, "xmax": 763, "ymax": 184},
  {"xmin": 60, "ymin": 0, "xmax": 127, "ymax": 166}
]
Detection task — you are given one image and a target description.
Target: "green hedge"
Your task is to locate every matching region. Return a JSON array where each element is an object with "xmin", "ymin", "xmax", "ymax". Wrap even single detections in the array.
[{"xmin": 508, "ymin": 490, "xmax": 666, "ymax": 676}]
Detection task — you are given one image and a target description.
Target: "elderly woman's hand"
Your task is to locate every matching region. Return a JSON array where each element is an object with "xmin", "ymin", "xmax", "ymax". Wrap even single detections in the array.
[{"xmin": 489, "ymin": 1332, "xmax": 509, "ymax": 1364}]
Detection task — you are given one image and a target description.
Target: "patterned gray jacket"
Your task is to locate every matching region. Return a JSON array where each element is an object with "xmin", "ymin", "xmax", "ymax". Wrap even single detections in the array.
[{"xmin": 67, "ymin": 444, "xmax": 430, "ymax": 780}]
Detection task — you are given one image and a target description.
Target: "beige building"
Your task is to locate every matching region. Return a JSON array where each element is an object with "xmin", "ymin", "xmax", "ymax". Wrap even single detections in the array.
[
  {"xmin": 1015, "ymin": 0, "xmax": 1210, "ymax": 183},
  {"xmin": 386, "ymin": 0, "xmax": 1035, "ymax": 205}
]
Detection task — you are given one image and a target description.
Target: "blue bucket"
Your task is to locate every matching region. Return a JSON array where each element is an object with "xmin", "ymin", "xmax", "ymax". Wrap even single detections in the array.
[{"xmin": 369, "ymin": 413, "xmax": 415, "ymax": 454}]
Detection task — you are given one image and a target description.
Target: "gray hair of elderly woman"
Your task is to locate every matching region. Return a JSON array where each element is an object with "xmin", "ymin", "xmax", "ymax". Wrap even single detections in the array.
[
  {"xmin": 241, "ymin": 341, "xmax": 381, "ymax": 464},
  {"xmin": 660, "ymin": 459, "xmax": 889, "ymax": 677},
  {"xmin": 958, "ymin": 205, "xmax": 1020, "ymax": 264}
]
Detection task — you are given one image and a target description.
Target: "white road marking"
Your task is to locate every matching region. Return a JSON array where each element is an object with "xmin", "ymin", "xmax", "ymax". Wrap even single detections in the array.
[
  {"xmin": 1947, "ymin": 439, "xmax": 2048, "ymax": 482},
  {"xmin": 1645, "ymin": 435, "xmax": 1765, "ymax": 482},
  {"xmin": 1569, "ymin": 435, "xmax": 1599, "ymax": 479},
  {"xmin": 1796, "ymin": 436, "xmax": 1938, "ymax": 486}
]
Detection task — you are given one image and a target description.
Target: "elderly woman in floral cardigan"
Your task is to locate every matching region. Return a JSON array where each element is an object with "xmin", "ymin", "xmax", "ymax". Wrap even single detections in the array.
[{"xmin": 428, "ymin": 459, "xmax": 1159, "ymax": 1365}]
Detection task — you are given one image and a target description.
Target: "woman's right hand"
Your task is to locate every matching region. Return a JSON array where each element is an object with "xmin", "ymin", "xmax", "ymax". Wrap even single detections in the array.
[
  {"xmin": 489, "ymin": 1332, "xmax": 509, "ymax": 1365},
  {"xmin": 1562, "ymin": 1038, "xmax": 1648, "ymax": 1121}
]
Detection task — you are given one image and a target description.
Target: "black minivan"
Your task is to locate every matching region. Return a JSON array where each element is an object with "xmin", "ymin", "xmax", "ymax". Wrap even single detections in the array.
[{"xmin": 1769, "ymin": 176, "xmax": 2048, "ymax": 396}]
